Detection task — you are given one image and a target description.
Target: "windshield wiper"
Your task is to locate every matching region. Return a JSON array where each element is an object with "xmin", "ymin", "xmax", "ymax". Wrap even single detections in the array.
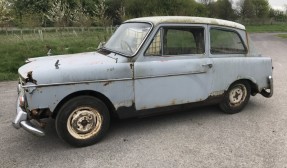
[{"xmin": 96, "ymin": 48, "xmax": 119, "ymax": 62}]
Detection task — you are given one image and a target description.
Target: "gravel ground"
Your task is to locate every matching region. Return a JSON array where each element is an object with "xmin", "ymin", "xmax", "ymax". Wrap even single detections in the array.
[{"xmin": 0, "ymin": 33, "xmax": 287, "ymax": 168}]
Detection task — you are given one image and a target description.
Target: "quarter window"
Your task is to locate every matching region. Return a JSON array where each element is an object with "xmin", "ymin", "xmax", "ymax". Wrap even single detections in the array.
[
  {"xmin": 145, "ymin": 27, "xmax": 205, "ymax": 56},
  {"xmin": 210, "ymin": 29, "xmax": 246, "ymax": 54}
]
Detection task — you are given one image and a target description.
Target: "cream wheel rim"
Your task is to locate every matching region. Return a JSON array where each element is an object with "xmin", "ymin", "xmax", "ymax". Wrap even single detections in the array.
[
  {"xmin": 67, "ymin": 107, "xmax": 102, "ymax": 139},
  {"xmin": 229, "ymin": 84, "xmax": 247, "ymax": 107}
]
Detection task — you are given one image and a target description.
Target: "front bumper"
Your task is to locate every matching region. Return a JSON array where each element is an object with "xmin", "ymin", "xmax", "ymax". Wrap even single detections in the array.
[
  {"xmin": 12, "ymin": 96, "xmax": 45, "ymax": 136},
  {"xmin": 261, "ymin": 76, "xmax": 273, "ymax": 98}
]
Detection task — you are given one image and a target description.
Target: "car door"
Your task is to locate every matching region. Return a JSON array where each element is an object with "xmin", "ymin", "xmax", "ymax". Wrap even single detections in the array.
[
  {"xmin": 134, "ymin": 24, "xmax": 214, "ymax": 110},
  {"xmin": 208, "ymin": 26, "xmax": 249, "ymax": 93}
]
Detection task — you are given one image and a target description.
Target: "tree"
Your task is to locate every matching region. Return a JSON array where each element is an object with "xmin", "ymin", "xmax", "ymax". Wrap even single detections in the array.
[
  {"xmin": 200, "ymin": 0, "xmax": 214, "ymax": 5},
  {"xmin": 125, "ymin": 0, "xmax": 145, "ymax": 17},
  {"xmin": 105, "ymin": 0, "xmax": 125, "ymax": 25},
  {"xmin": 207, "ymin": 0, "xmax": 236, "ymax": 21},
  {"xmin": 194, "ymin": 3, "xmax": 208, "ymax": 17},
  {"xmin": 239, "ymin": 0, "xmax": 255, "ymax": 20},
  {"xmin": 252, "ymin": 0, "xmax": 269, "ymax": 18},
  {"xmin": 72, "ymin": 2, "xmax": 93, "ymax": 27},
  {"xmin": 9, "ymin": 0, "xmax": 50, "ymax": 27},
  {"xmin": 0, "ymin": 0, "xmax": 13, "ymax": 27},
  {"xmin": 269, "ymin": 8, "xmax": 286, "ymax": 22},
  {"xmin": 218, "ymin": 0, "xmax": 236, "ymax": 20},
  {"xmin": 91, "ymin": 0, "xmax": 112, "ymax": 26},
  {"xmin": 44, "ymin": 0, "xmax": 70, "ymax": 27},
  {"xmin": 44, "ymin": 0, "xmax": 86, "ymax": 27},
  {"xmin": 124, "ymin": 0, "xmax": 200, "ymax": 17}
]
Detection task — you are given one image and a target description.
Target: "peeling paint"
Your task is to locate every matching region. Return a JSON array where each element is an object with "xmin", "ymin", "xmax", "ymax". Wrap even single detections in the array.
[
  {"xmin": 103, "ymin": 81, "xmax": 112, "ymax": 86},
  {"xmin": 210, "ymin": 91, "xmax": 225, "ymax": 97},
  {"xmin": 25, "ymin": 71, "xmax": 37, "ymax": 84}
]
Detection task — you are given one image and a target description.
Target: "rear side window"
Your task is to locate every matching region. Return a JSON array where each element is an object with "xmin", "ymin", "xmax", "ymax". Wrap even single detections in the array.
[
  {"xmin": 145, "ymin": 27, "xmax": 205, "ymax": 56},
  {"xmin": 210, "ymin": 29, "xmax": 246, "ymax": 54}
]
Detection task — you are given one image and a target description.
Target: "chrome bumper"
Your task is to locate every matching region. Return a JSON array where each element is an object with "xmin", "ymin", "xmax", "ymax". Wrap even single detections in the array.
[
  {"xmin": 12, "ymin": 97, "xmax": 45, "ymax": 136},
  {"xmin": 261, "ymin": 76, "xmax": 273, "ymax": 98}
]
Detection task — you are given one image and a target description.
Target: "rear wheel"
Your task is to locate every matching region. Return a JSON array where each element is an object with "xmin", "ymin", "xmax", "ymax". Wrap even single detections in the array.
[
  {"xmin": 219, "ymin": 81, "xmax": 251, "ymax": 114},
  {"xmin": 56, "ymin": 96, "xmax": 110, "ymax": 147}
]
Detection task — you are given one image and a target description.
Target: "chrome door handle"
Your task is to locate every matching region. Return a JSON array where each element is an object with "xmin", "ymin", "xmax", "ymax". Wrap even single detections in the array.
[{"xmin": 202, "ymin": 63, "xmax": 213, "ymax": 68}]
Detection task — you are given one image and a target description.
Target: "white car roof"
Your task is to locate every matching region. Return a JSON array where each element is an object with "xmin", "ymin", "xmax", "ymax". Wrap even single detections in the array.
[{"xmin": 126, "ymin": 16, "xmax": 245, "ymax": 30}]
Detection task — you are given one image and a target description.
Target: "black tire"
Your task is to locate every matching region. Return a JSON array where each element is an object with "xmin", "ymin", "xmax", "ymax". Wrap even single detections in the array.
[
  {"xmin": 219, "ymin": 81, "xmax": 251, "ymax": 114},
  {"xmin": 56, "ymin": 96, "xmax": 110, "ymax": 147}
]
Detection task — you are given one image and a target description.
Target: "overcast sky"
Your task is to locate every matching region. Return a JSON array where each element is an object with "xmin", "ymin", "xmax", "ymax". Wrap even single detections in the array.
[
  {"xmin": 233, "ymin": 0, "xmax": 286, "ymax": 10},
  {"xmin": 270, "ymin": 0, "xmax": 286, "ymax": 10},
  {"xmin": 196, "ymin": 0, "xmax": 286, "ymax": 10}
]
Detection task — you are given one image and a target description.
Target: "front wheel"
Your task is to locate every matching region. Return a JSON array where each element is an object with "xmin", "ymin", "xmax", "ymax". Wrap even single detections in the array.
[
  {"xmin": 56, "ymin": 96, "xmax": 110, "ymax": 147},
  {"xmin": 219, "ymin": 81, "xmax": 251, "ymax": 114}
]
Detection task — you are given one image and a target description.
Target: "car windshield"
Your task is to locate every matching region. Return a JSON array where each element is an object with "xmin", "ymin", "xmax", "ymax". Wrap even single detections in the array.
[{"xmin": 104, "ymin": 22, "xmax": 152, "ymax": 56}]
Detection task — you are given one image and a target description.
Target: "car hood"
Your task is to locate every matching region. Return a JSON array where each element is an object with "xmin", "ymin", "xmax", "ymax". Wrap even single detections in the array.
[{"xmin": 19, "ymin": 52, "xmax": 130, "ymax": 85}]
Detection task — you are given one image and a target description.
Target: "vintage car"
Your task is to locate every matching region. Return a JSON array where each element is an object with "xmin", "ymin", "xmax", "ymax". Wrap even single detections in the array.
[{"xmin": 12, "ymin": 16, "xmax": 273, "ymax": 147}]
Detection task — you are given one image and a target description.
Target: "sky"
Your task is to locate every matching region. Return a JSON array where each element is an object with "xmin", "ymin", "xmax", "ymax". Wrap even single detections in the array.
[
  {"xmin": 270, "ymin": 0, "xmax": 286, "ymax": 10},
  {"xmin": 197, "ymin": 0, "xmax": 287, "ymax": 11},
  {"xmin": 233, "ymin": 0, "xmax": 286, "ymax": 10}
]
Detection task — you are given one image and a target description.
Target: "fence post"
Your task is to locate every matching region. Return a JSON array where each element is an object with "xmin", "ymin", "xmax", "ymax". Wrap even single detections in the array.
[
  {"xmin": 20, "ymin": 29, "xmax": 23, "ymax": 40},
  {"xmin": 38, "ymin": 29, "xmax": 43, "ymax": 41}
]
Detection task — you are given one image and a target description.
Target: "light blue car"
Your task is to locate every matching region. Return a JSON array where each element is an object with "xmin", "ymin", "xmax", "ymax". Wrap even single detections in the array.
[{"xmin": 13, "ymin": 16, "xmax": 273, "ymax": 147}]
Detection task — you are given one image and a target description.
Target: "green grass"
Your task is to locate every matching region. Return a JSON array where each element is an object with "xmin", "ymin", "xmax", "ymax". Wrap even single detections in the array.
[
  {"xmin": 277, "ymin": 34, "xmax": 287, "ymax": 39},
  {"xmin": 246, "ymin": 24, "xmax": 287, "ymax": 33},
  {"xmin": 0, "ymin": 28, "xmax": 112, "ymax": 81}
]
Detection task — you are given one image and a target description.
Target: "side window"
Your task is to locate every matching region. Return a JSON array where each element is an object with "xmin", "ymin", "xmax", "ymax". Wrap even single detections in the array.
[
  {"xmin": 210, "ymin": 29, "xmax": 246, "ymax": 54},
  {"xmin": 146, "ymin": 30, "xmax": 162, "ymax": 56},
  {"xmin": 145, "ymin": 27, "xmax": 205, "ymax": 56}
]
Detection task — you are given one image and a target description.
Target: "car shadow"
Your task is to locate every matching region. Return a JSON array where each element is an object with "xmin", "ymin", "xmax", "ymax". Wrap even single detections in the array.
[
  {"xmin": 13, "ymin": 99, "xmax": 265, "ymax": 151},
  {"xmin": 25, "ymin": 105, "xmax": 222, "ymax": 148}
]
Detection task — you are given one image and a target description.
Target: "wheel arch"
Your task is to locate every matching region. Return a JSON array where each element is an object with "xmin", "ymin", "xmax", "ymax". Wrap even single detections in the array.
[
  {"xmin": 228, "ymin": 78, "xmax": 259, "ymax": 96},
  {"xmin": 52, "ymin": 90, "xmax": 116, "ymax": 119}
]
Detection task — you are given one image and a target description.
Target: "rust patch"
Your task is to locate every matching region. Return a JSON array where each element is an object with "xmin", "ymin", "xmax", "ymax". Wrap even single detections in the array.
[
  {"xmin": 31, "ymin": 109, "xmax": 39, "ymax": 116},
  {"xmin": 25, "ymin": 71, "xmax": 37, "ymax": 84},
  {"xmin": 104, "ymin": 81, "xmax": 112, "ymax": 86},
  {"xmin": 116, "ymin": 94, "xmax": 226, "ymax": 119},
  {"xmin": 210, "ymin": 91, "xmax": 224, "ymax": 97},
  {"xmin": 34, "ymin": 119, "xmax": 47, "ymax": 128}
]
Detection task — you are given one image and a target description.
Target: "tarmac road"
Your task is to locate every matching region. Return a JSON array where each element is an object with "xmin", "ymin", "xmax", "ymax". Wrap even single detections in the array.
[{"xmin": 0, "ymin": 33, "xmax": 287, "ymax": 168}]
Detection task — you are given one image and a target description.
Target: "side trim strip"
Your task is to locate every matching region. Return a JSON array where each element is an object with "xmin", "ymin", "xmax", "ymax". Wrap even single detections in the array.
[
  {"xmin": 136, "ymin": 70, "xmax": 206, "ymax": 79},
  {"xmin": 22, "ymin": 78, "xmax": 133, "ymax": 88},
  {"xmin": 23, "ymin": 71, "xmax": 206, "ymax": 88}
]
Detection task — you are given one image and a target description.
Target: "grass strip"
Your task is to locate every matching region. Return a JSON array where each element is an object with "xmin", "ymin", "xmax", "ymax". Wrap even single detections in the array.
[
  {"xmin": 246, "ymin": 24, "xmax": 287, "ymax": 33},
  {"xmin": 0, "ymin": 29, "xmax": 111, "ymax": 81}
]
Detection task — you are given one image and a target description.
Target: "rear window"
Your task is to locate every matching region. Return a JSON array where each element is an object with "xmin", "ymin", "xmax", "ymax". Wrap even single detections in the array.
[{"xmin": 210, "ymin": 29, "xmax": 246, "ymax": 55}]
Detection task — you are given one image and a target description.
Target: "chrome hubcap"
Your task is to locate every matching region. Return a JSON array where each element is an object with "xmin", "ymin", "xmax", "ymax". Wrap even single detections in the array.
[
  {"xmin": 67, "ymin": 107, "xmax": 102, "ymax": 139},
  {"xmin": 229, "ymin": 84, "xmax": 247, "ymax": 107}
]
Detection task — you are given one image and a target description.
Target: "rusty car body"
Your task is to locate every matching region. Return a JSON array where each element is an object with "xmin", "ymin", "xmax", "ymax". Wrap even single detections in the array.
[{"xmin": 12, "ymin": 16, "xmax": 273, "ymax": 147}]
